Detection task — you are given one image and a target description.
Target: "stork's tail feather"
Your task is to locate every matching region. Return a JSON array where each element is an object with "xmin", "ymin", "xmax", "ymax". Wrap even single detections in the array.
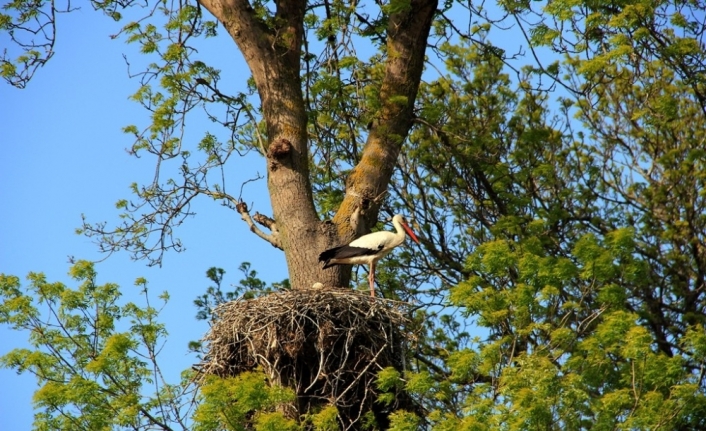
[{"xmin": 319, "ymin": 246, "xmax": 344, "ymax": 269}]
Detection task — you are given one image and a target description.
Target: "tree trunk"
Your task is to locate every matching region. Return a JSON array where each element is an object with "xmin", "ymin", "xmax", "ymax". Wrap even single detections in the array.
[{"xmin": 198, "ymin": 0, "xmax": 437, "ymax": 290}]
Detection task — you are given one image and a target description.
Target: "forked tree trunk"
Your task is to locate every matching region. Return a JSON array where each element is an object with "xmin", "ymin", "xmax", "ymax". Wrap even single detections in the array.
[{"xmin": 198, "ymin": 0, "xmax": 437, "ymax": 290}]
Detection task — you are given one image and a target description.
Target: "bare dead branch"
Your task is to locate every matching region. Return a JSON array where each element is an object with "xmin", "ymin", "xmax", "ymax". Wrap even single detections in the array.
[{"xmin": 235, "ymin": 201, "xmax": 283, "ymax": 250}]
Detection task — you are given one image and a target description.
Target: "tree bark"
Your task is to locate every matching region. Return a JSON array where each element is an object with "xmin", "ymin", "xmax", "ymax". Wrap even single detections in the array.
[{"xmin": 198, "ymin": 0, "xmax": 438, "ymax": 290}]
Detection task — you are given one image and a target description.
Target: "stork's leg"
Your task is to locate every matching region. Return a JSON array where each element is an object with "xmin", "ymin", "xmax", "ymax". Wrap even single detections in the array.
[{"xmin": 369, "ymin": 261, "xmax": 376, "ymax": 297}]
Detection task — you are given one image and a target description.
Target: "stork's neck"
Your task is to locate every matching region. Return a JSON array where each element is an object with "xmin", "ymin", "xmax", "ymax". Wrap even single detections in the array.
[{"xmin": 391, "ymin": 216, "xmax": 407, "ymax": 246}]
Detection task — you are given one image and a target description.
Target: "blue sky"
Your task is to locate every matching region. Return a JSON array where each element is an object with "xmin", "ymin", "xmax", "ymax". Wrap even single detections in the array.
[{"xmin": 0, "ymin": 8, "xmax": 287, "ymax": 429}]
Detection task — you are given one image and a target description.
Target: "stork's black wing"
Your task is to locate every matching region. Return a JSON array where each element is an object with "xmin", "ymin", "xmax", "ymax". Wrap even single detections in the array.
[{"xmin": 319, "ymin": 245, "xmax": 382, "ymax": 269}]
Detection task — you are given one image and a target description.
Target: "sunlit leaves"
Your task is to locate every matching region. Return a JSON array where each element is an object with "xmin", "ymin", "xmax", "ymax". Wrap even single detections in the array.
[
  {"xmin": 0, "ymin": 0, "xmax": 62, "ymax": 87},
  {"xmin": 193, "ymin": 371, "xmax": 296, "ymax": 431},
  {"xmin": 305, "ymin": 404, "xmax": 339, "ymax": 430},
  {"xmin": 387, "ymin": 410, "xmax": 420, "ymax": 431},
  {"xmin": 376, "ymin": 366, "xmax": 403, "ymax": 406},
  {"xmin": 529, "ymin": 23, "xmax": 561, "ymax": 46},
  {"xmin": 386, "ymin": 2, "xmax": 706, "ymax": 424},
  {"xmin": 0, "ymin": 262, "xmax": 193, "ymax": 430}
]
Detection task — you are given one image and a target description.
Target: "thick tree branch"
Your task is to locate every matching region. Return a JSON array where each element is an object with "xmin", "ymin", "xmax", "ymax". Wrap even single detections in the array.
[{"xmin": 332, "ymin": 0, "xmax": 438, "ymax": 241}]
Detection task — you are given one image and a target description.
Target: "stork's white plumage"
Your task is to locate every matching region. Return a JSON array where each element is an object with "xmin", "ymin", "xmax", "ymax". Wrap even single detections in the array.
[{"xmin": 318, "ymin": 214, "xmax": 420, "ymax": 297}]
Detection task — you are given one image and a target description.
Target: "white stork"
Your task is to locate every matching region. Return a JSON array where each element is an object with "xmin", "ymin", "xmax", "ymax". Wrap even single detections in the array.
[{"xmin": 318, "ymin": 214, "xmax": 420, "ymax": 297}]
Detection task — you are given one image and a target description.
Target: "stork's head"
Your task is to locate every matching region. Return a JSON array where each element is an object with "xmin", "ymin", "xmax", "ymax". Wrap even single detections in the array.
[{"xmin": 392, "ymin": 214, "xmax": 420, "ymax": 244}]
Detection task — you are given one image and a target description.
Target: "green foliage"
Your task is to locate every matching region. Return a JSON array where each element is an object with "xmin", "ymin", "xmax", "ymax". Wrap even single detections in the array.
[
  {"xmin": 387, "ymin": 4, "xmax": 706, "ymax": 427},
  {"xmin": 192, "ymin": 371, "xmax": 297, "ymax": 431},
  {"xmin": 1, "ymin": 262, "xmax": 304, "ymax": 430},
  {"xmin": 305, "ymin": 404, "xmax": 339, "ymax": 430},
  {"xmin": 0, "ymin": 261, "xmax": 197, "ymax": 430},
  {"xmin": 387, "ymin": 410, "xmax": 420, "ymax": 431},
  {"xmin": 377, "ymin": 367, "xmax": 403, "ymax": 406},
  {"xmin": 1, "ymin": 0, "xmax": 56, "ymax": 87}
]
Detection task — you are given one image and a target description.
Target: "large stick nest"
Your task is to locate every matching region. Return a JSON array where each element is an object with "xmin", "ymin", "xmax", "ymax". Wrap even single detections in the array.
[{"xmin": 196, "ymin": 288, "xmax": 418, "ymax": 429}]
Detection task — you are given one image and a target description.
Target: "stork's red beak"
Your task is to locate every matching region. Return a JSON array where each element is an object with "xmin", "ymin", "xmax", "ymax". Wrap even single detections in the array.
[{"xmin": 402, "ymin": 223, "xmax": 420, "ymax": 244}]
